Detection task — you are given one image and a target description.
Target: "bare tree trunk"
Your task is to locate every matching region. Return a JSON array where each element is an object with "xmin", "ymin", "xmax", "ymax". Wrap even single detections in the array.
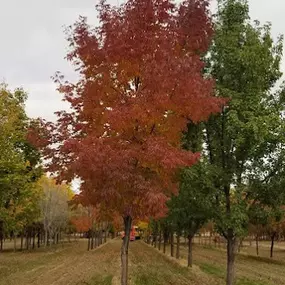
[
  {"xmin": 256, "ymin": 235, "xmax": 259, "ymax": 256},
  {"xmin": 170, "ymin": 232, "xmax": 174, "ymax": 257},
  {"xmin": 44, "ymin": 229, "xmax": 48, "ymax": 247},
  {"xmin": 158, "ymin": 231, "xmax": 162, "ymax": 251},
  {"xmin": 237, "ymin": 238, "xmax": 243, "ymax": 253},
  {"xmin": 121, "ymin": 216, "xmax": 132, "ymax": 285},
  {"xmin": 32, "ymin": 232, "xmax": 35, "ymax": 249},
  {"xmin": 91, "ymin": 230, "xmax": 94, "ymax": 250},
  {"xmin": 20, "ymin": 233, "xmax": 24, "ymax": 251},
  {"xmin": 94, "ymin": 231, "xmax": 97, "ymax": 248},
  {"xmin": 176, "ymin": 234, "xmax": 180, "ymax": 259},
  {"xmin": 104, "ymin": 227, "xmax": 107, "ymax": 243},
  {"xmin": 154, "ymin": 232, "xmax": 157, "ymax": 248},
  {"xmin": 13, "ymin": 233, "xmax": 17, "ymax": 252},
  {"xmin": 226, "ymin": 236, "xmax": 236, "ymax": 285},
  {"xmin": 37, "ymin": 230, "xmax": 40, "ymax": 248},
  {"xmin": 87, "ymin": 233, "xmax": 91, "ymax": 251},
  {"xmin": 0, "ymin": 221, "xmax": 3, "ymax": 252},
  {"xmin": 270, "ymin": 232, "xmax": 276, "ymax": 258},
  {"xmin": 163, "ymin": 232, "xmax": 167, "ymax": 254},
  {"xmin": 26, "ymin": 232, "xmax": 29, "ymax": 250},
  {"xmin": 188, "ymin": 235, "xmax": 193, "ymax": 267}
]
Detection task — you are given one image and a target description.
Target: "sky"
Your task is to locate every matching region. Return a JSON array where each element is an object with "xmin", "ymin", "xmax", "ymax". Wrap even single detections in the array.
[{"xmin": 0, "ymin": 0, "xmax": 284, "ymax": 122}]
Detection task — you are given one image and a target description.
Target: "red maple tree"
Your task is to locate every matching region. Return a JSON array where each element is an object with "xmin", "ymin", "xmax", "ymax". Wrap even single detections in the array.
[{"xmin": 31, "ymin": 0, "xmax": 223, "ymax": 283}]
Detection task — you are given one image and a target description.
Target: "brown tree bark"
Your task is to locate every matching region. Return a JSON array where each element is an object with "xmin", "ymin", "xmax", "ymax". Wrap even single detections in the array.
[
  {"xmin": 226, "ymin": 235, "xmax": 236, "ymax": 285},
  {"xmin": 87, "ymin": 233, "xmax": 91, "ymax": 251},
  {"xmin": 270, "ymin": 232, "xmax": 276, "ymax": 258},
  {"xmin": 170, "ymin": 232, "xmax": 174, "ymax": 257},
  {"xmin": 158, "ymin": 231, "xmax": 162, "ymax": 251},
  {"xmin": 32, "ymin": 232, "xmax": 35, "ymax": 249},
  {"xmin": 13, "ymin": 233, "xmax": 17, "ymax": 252},
  {"xmin": 104, "ymin": 227, "xmax": 107, "ymax": 243},
  {"xmin": 176, "ymin": 234, "xmax": 180, "ymax": 259},
  {"xmin": 20, "ymin": 233, "xmax": 24, "ymax": 251},
  {"xmin": 91, "ymin": 230, "xmax": 94, "ymax": 250},
  {"xmin": 163, "ymin": 237, "xmax": 166, "ymax": 253},
  {"xmin": 121, "ymin": 216, "xmax": 132, "ymax": 285},
  {"xmin": 37, "ymin": 230, "xmax": 41, "ymax": 248},
  {"xmin": 256, "ymin": 235, "xmax": 259, "ymax": 256},
  {"xmin": 188, "ymin": 235, "xmax": 193, "ymax": 267}
]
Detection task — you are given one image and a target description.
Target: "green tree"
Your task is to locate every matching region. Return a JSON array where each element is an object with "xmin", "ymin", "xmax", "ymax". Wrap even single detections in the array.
[
  {"xmin": 167, "ymin": 162, "xmax": 215, "ymax": 267},
  {"xmin": 0, "ymin": 84, "xmax": 42, "ymax": 247},
  {"xmin": 204, "ymin": 1, "xmax": 284, "ymax": 284}
]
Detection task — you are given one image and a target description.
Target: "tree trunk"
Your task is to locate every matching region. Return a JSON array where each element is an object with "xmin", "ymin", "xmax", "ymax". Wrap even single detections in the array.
[
  {"xmin": 270, "ymin": 232, "xmax": 276, "ymax": 258},
  {"xmin": 13, "ymin": 233, "xmax": 17, "ymax": 252},
  {"xmin": 170, "ymin": 232, "xmax": 174, "ymax": 257},
  {"xmin": 188, "ymin": 235, "xmax": 193, "ymax": 267},
  {"xmin": 91, "ymin": 231, "xmax": 94, "ymax": 250},
  {"xmin": 94, "ymin": 231, "xmax": 97, "ymax": 248},
  {"xmin": 32, "ymin": 233, "xmax": 35, "ymax": 249},
  {"xmin": 121, "ymin": 216, "xmax": 132, "ymax": 285},
  {"xmin": 176, "ymin": 234, "xmax": 180, "ymax": 259},
  {"xmin": 104, "ymin": 228, "xmax": 107, "ymax": 243},
  {"xmin": 158, "ymin": 231, "xmax": 162, "ymax": 251},
  {"xmin": 101, "ymin": 229, "xmax": 103, "ymax": 245},
  {"xmin": 88, "ymin": 234, "xmax": 91, "ymax": 251},
  {"xmin": 163, "ymin": 233, "xmax": 167, "ymax": 254},
  {"xmin": 38, "ymin": 231, "xmax": 41, "ymax": 248},
  {"xmin": 20, "ymin": 233, "xmax": 24, "ymax": 251},
  {"xmin": 226, "ymin": 236, "xmax": 236, "ymax": 285},
  {"xmin": 154, "ymin": 233, "xmax": 157, "ymax": 248},
  {"xmin": 0, "ymin": 221, "xmax": 3, "ymax": 252},
  {"xmin": 26, "ymin": 232, "xmax": 29, "ymax": 250},
  {"xmin": 237, "ymin": 238, "xmax": 243, "ymax": 253},
  {"xmin": 44, "ymin": 230, "xmax": 48, "ymax": 247},
  {"xmin": 256, "ymin": 235, "xmax": 259, "ymax": 256}
]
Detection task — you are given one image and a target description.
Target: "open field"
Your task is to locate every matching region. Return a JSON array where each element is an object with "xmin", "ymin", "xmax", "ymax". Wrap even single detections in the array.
[
  {"xmin": 160, "ymin": 239, "xmax": 285, "ymax": 285},
  {"xmin": 0, "ymin": 238, "xmax": 284, "ymax": 285}
]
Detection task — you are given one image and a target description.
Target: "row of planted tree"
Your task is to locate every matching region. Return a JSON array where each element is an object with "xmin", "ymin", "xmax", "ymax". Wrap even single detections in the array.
[
  {"xmin": 2, "ymin": 0, "xmax": 285, "ymax": 285},
  {"xmin": 145, "ymin": 212, "xmax": 285, "ymax": 268}
]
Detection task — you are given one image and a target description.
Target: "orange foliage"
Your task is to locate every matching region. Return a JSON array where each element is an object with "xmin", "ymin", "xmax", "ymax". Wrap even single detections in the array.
[{"xmin": 30, "ymin": 0, "xmax": 224, "ymax": 221}]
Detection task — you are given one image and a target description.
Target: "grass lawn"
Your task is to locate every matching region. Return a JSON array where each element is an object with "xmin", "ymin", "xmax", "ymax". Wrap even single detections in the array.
[{"xmin": 0, "ymin": 237, "xmax": 284, "ymax": 285}]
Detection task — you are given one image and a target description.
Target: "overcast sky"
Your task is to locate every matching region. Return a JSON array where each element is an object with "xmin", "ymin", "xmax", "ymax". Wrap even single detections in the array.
[{"xmin": 0, "ymin": 0, "xmax": 284, "ymax": 122}]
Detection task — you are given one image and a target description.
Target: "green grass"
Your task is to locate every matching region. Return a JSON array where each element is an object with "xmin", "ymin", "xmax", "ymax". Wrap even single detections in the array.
[
  {"xmin": 199, "ymin": 263, "xmax": 225, "ymax": 279},
  {"xmin": 134, "ymin": 272, "xmax": 161, "ymax": 285},
  {"xmin": 199, "ymin": 263, "xmax": 270, "ymax": 285},
  {"xmin": 81, "ymin": 274, "xmax": 113, "ymax": 285},
  {"xmin": 236, "ymin": 278, "xmax": 269, "ymax": 285}
]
